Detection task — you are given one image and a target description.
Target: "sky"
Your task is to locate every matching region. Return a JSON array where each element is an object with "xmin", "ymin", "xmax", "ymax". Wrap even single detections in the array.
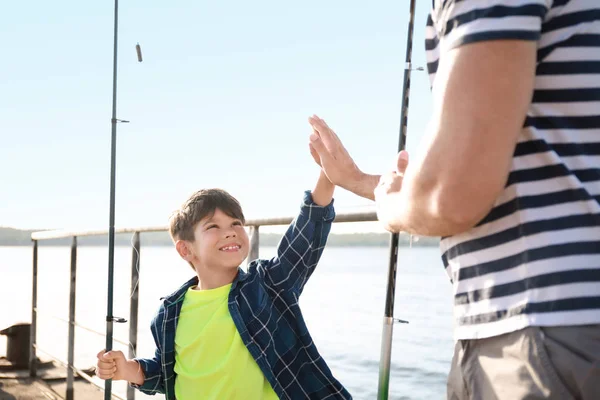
[{"xmin": 0, "ymin": 1, "xmax": 434, "ymax": 233}]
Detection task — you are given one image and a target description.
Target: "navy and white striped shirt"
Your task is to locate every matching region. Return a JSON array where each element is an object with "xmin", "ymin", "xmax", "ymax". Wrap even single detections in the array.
[{"xmin": 426, "ymin": 0, "xmax": 600, "ymax": 339}]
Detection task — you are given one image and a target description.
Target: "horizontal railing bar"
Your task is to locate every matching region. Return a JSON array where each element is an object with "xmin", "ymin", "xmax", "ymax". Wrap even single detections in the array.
[
  {"xmin": 31, "ymin": 209, "xmax": 378, "ymax": 240},
  {"xmin": 250, "ymin": 209, "xmax": 377, "ymax": 226},
  {"xmin": 32, "ymin": 226, "xmax": 162, "ymax": 240},
  {"xmin": 33, "ymin": 345, "xmax": 125, "ymax": 400},
  {"xmin": 35, "ymin": 308, "xmax": 130, "ymax": 347}
]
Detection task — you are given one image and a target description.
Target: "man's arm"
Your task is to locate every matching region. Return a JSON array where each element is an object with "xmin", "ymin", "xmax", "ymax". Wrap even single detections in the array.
[
  {"xmin": 259, "ymin": 172, "xmax": 335, "ymax": 296},
  {"xmin": 310, "ymin": 43, "xmax": 537, "ymax": 237},
  {"xmin": 377, "ymin": 39, "xmax": 537, "ymax": 236}
]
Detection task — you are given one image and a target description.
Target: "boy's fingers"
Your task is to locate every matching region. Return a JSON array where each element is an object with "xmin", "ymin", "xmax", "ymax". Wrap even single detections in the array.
[
  {"xmin": 97, "ymin": 359, "xmax": 115, "ymax": 369},
  {"xmin": 97, "ymin": 365, "xmax": 116, "ymax": 375},
  {"xmin": 97, "ymin": 369, "xmax": 116, "ymax": 380},
  {"xmin": 97, "ymin": 349, "xmax": 106, "ymax": 359},
  {"xmin": 309, "ymin": 132, "xmax": 330, "ymax": 160},
  {"xmin": 96, "ymin": 362, "xmax": 117, "ymax": 380},
  {"xmin": 102, "ymin": 350, "xmax": 123, "ymax": 362},
  {"xmin": 309, "ymin": 143, "xmax": 322, "ymax": 166}
]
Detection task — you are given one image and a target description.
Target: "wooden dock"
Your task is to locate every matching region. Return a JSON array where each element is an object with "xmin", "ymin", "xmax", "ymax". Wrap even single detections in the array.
[{"xmin": 0, "ymin": 358, "xmax": 105, "ymax": 400}]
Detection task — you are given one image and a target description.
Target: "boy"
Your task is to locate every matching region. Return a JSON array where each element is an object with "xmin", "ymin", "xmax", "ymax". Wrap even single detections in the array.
[{"xmin": 95, "ymin": 164, "xmax": 352, "ymax": 399}]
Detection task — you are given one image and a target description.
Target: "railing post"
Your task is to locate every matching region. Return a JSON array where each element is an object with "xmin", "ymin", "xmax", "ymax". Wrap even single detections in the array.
[
  {"xmin": 127, "ymin": 232, "xmax": 141, "ymax": 400},
  {"xmin": 30, "ymin": 240, "xmax": 38, "ymax": 377},
  {"xmin": 248, "ymin": 226, "xmax": 260, "ymax": 264},
  {"xmin": 67, "ymin": 237, "xmax": 78, "ymax": 400}
]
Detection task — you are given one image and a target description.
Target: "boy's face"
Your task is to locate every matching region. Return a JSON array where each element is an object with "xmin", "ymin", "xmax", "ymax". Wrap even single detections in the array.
[{"xmin": 184, "ymin": 208, "xmax": 250, "ymax": 272}]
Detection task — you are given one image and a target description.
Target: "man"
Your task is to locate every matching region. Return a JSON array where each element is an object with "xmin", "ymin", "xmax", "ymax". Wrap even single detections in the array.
[{"xmin": 307, "ymin": 1, "xmax": 600, "ymax": 399}]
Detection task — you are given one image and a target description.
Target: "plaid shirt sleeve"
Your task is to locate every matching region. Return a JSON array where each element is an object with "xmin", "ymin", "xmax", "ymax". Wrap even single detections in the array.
[
  {"xmin": 262, "ymin": 190, "xmax": 335, "ymax": 296},
  {"xmin": 130, "ymin": 306, "xmax": 166, "ymax": 395}
]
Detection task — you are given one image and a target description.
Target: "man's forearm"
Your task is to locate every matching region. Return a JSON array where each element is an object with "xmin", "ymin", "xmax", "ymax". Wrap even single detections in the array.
[{"xmin": 312, "ymin": 170, "xmax": 335, "ymax": 206}]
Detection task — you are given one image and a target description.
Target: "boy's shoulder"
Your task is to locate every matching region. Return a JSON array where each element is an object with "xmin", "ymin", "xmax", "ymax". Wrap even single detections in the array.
[{"xmin": 149, "ymin": 276, "xmax": 198, "ymax": 329}]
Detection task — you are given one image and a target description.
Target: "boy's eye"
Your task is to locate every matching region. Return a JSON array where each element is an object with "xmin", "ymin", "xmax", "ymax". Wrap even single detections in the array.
[
  {"xmin": 232, "ymin": 221, "xmax": 242, "ymax": 226},
  {"xmin": 206, "ymin": 224, "xmax": 218, "ymax": 230}
]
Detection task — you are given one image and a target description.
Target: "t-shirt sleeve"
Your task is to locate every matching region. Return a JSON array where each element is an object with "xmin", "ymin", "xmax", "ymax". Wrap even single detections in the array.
[{"xmin": 432, "ymin": 0, "xmax": 550, "ymax": 53}]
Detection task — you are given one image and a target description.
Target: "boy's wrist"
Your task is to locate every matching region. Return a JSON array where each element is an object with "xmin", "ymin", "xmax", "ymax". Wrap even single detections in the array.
[
  {"xmin": 126, "ymin": 360, "xmax": 145, "ymax": 386},
  {"xmin": 300, "ymin": 190, "xmax": 335, "ymax": 222},
  {"xmin": 311, "ymin": 170, "xmax": 335, "ymax": 206}
]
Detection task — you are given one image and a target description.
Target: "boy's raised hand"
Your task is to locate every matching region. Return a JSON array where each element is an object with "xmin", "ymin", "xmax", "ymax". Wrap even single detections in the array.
[
  {"xmin": 309, "ymin": 131, "xmax": 322, "ymax": 168},
  {"xmin": 96, "ymin": 349, "xmax": 128, "ymax": 381},
  {"xmin": 308, "ymin": 115, "xmax": 383, "ymax": 201}
]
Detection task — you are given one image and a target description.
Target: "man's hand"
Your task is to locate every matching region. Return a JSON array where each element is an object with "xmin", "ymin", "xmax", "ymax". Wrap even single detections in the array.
[
  {"xmin": 308, "ymin": 115, "xmax": 361, "ymax": 188},
  {"xmin": 308, "ymin": 115, "xmax": 381, "ymax": 200},
  {"xmin": 374, "ymin": 151, "xmax": 409, "ymax": 232}
]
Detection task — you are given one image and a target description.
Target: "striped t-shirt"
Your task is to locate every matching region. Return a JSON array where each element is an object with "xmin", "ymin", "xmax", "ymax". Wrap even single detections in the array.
[{"xmin": 425, "ymin": 0, "xmax": 600, "ymax": 340}]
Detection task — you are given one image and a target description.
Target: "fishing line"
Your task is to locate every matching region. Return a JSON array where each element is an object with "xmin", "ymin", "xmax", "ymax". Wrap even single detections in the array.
[{"xmin": 129, "ymin": 232, "xmax": 141, "ymax": 300}]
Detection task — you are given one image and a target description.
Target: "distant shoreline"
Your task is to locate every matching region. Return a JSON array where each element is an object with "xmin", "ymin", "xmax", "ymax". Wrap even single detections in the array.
[{"xmin": 0, "ymin": 227, "xmax": 440, "ymax": 247}]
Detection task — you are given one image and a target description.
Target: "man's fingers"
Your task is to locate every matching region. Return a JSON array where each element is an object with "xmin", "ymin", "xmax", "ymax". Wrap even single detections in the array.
[
  {"xmin": 309, "ymin": 115, "xmax": 339, "ymax": 153},
  {"xmin": 396, "ymin": 150, "xmax": 409, "ymax": 173},
  {"xmin": 314, "ymin": 115, "xmax": 343, "ymax": 142},
  {"xmin": 377, "ymin": 172, "xmax": 391, "ymax": 186}
]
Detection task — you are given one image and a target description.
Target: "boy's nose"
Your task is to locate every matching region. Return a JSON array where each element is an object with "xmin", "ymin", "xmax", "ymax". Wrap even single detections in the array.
[{"xmin": 224, "ymin": 230, "xmax": 237, "ymax": 238}]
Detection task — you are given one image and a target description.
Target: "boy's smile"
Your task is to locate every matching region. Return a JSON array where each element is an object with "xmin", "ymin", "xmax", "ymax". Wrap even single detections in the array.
[{"xmin": 219, "ymin": 243, "xmax": 242, "ymax": 252}]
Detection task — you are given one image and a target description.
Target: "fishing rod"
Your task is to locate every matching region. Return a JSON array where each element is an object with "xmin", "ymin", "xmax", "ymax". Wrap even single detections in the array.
[
  {"xmin": 104, "ymin": 1, "xmax": 143, "ymax": 398},
  {"xmin": 377, "ymin": 0, "xmax": 417, "ymax": 398},
  {"xmin": 104, "ymin": 1, "xmax": 120, "ymax": 398}
]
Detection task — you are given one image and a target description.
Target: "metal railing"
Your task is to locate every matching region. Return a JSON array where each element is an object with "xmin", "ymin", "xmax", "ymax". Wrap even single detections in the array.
[{"xmin": 29, "ymin": 208, "xmax": 377, "ymax": 400}]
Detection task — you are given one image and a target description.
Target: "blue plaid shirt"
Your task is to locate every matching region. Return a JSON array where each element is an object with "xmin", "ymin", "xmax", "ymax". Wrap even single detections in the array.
[{"xmin": 132, "ymin": 191, "xmax": 352, "ymax": 399}]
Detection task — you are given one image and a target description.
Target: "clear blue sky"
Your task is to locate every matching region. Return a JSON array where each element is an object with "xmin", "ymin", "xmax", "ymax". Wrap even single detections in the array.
[{"xmin": 0, "ymin": 1, "xmax": 433, "ymax": 232}]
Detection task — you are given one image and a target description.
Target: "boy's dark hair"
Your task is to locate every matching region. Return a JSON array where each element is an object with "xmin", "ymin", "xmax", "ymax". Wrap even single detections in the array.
[{"xmin": 169, "ymin": 188, "xmax": 245, "ymax": 242}]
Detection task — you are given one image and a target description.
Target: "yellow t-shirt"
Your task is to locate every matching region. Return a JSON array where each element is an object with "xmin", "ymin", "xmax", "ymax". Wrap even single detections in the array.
[{"xmin": 174, "ymin": 283, "xmax": 278, "ymax": 400}]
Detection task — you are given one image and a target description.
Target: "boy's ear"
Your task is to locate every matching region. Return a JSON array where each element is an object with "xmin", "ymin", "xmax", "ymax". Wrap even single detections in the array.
[{"xmin": 175, "ymin": 240, "xmax": 194, "ymax": 261}]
